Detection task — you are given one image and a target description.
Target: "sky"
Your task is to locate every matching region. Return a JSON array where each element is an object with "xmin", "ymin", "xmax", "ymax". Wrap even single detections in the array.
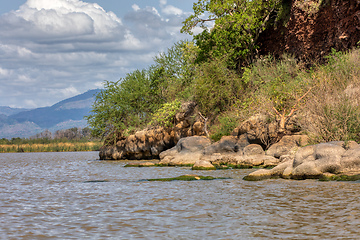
[{"xmin": 0, "ymin": 0, "xmax": 195, "ymax": 108}]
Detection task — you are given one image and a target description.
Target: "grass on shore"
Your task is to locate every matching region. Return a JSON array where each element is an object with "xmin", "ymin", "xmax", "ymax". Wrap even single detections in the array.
[{"xmin": 0, "ymin": 141, "xmax": 102, "ymax": 153}]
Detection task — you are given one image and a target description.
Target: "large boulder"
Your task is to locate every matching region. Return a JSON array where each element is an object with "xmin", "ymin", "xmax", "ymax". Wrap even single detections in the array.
[
  {"xmin": 204, "ymin": 143, "xmax": 279, "ymax": 169},
  {"xmin": 243, "ymin": 144, "xmax": 265, "ymax": 156},
  {"xmin": 232, "ymin": 114, "xmax": 276, "ymax": 146},
  {"xmin": 159, "ymin": 136, "xmax": 212, "ymax": 166},
  {"xmin": 266, "ymin": 135, "xmax": 309, "ymax": 158},
  {"xmin": 232, "ymin": 114, "xmax": 301, "ymax": 149},
  {"xmin": 203, "ymin": 136, "xmax": 242, "ymax": 155},
  {"xmin": 109, "ymin": 127, "xmax": 176, "ymax": 160},
  {"xmin": 244, "ymin": 141, "xmax": 360, "ymax": 181}
]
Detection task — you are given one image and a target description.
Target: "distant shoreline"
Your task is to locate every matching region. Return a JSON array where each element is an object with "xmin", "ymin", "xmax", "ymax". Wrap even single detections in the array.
[{"xmin": 0, "ymin": 141, "xmax": 102, "ymax": 153}]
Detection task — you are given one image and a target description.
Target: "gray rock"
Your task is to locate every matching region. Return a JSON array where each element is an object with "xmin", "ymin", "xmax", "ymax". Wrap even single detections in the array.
[
  {"xmin": 266, "ymin": 135, "xmax": 308, "ymax": 158},
  {"xmin": 243, "ymin": 144, "xmax": 264, "ymax": 156},
  {"xmin": 192, "ymin": 160, "xmax": 216, "ymax": 170},
  {"xmin": 159, "ymin": 136, "xmax": 212, "ymax": 166},
  {"xmin": 293, "ymin": 145, "xmax": 316, "ymax": 168},
  {"xmin": 341, "ymin": 146, "xmax": 360, "ymax": 171},
  {"xmin": 203, "ymin": 136, "xmax": 241, "ymax": 155},
  {"xmin": 237, "ymin": 134, "xmax": 250, "ymax": 149},
  {"xmin": 244, "ymin": 141, "xmax": 360, "ymax": 181},
  {"xmin": 176, "ymin": 136, "xmax": 211, "ymax": 153}
]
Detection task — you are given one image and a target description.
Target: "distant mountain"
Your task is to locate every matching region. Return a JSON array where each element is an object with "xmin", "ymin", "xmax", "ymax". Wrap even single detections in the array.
[
  {"xmin": 0, "ymin": 106, "xmax": 30, "ymax": 116},
  {"xmin": 9, "ymin": 89, "xmax": 101, "ymax": 128},
  {"xmin": 0, "ymin": 122, "xmax": 42, "ymax": 139},
  {"xmin": 0, "ymin": 89, "xmax": 101, "ymax": 139}
]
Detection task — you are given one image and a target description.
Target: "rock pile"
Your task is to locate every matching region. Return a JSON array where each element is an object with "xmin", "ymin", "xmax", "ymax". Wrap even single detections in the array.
[
  {"xmin": 158, "ymin": 134, "xmax": 308, "ymax": 170},
  {"xmin": 244, "ymin": 141, "xmax": 360, "ymax": 181},
  {"xmin": 99, "ymin": 102, "xmax": 206, "ymax": 160},
  {"xmin": 100, "ymin": 112, "xmax": 305, "ymax": 163}
]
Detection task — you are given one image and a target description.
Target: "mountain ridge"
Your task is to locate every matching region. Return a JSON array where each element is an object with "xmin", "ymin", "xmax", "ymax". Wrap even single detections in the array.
[
  {"xmin": 0, "ymin": 89, "xmax": 101, "ymax": 139},
  {"xmin": 0, "ymin": 106, "xmax": 31, "ymax": 116}
]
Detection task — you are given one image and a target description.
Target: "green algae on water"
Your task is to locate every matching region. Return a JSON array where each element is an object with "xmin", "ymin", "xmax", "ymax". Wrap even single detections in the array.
[
  {"xmin": 142, "ymin": 175, "xmax": 228, "ymax": 182},
  {"xmin": 319, "ymin": 174, "xmax": 360, "ymax": 182}
]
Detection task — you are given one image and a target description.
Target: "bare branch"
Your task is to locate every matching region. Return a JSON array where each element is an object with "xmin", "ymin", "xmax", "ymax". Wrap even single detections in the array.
[
  {"xmin": 288, "ymin": 87, "xmax": 312, "ymax": 118},
  {"xmin": 272, "ymin": 87, "xmax": 313, "ymax": 135},
  {"xmin": 198, "ymin": 112, "xmax": 210, "ymax": 138}
]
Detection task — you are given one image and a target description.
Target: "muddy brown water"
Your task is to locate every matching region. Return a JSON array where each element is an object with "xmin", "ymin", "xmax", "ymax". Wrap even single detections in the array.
[{"xmin": 1, "ymin": 152, "xmax": 360, "ymax": 239}]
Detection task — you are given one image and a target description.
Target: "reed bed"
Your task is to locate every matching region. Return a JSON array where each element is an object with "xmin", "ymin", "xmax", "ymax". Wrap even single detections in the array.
[{"xmin": 0, "ymin": 141, "xmax": 102, "ymax": 153}]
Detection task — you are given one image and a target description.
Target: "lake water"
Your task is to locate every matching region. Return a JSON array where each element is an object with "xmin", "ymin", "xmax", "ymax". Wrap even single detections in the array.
[{"xmin": 1, "ymin": 152, "xmax": 360, "ymax": 239}]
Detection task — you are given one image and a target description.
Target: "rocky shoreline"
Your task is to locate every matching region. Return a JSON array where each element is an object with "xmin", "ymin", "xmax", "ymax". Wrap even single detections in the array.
[
  {"xmin": 121, "ymin": 136, "xmax": 360, "ymax": 181},
  {"xmin": 99, "ymin": 103, "xmax": 360, "ymax": 181},
  {"xmin": 244, "ymin": 141, "xmax": 360, "ymax": 181}
]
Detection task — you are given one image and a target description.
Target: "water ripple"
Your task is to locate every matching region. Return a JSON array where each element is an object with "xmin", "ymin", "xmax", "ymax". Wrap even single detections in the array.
[{"xmin": 1, "ymin": 152, "xmax": 360, "ymax": 239}]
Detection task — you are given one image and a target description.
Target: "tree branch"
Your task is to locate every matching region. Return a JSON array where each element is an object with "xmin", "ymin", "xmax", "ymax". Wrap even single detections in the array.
[{"xmin": 198, "ymin": 112, "xmax": 210, "ymax": 138}]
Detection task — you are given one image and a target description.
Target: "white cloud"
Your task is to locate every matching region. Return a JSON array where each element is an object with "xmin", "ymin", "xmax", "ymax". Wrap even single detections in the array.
[
  {"xmin": 0, "ymin": 67, "xmax": 12, "ymax": 77},
  {"xmin": 59, "ymin": 86, "xmax": 80, "ymax": 97},
  {"xmin": 0, "ymin": 0, "xmax": 125, "ymax": 44},
  {"xmin": 159, "ymin": 0, "xmax": 167, "ymax": 6},
  {"xmin": 162, "ymin": 5, "xmax": 183, "ymax": 16},
  {"xmin": 94, "ymin": 81, "xmax": 105, "ymax": 88},
  {"xmin": 132, "ymin": 4, "xmax": 140, "ymax": 12},
  {"xmin": 0, "ymin": 0, "xmax": 190, "ymax": 108},
  {"xmin": 24, "ymin": 99, "xmax": 38, "ymax": 108}
]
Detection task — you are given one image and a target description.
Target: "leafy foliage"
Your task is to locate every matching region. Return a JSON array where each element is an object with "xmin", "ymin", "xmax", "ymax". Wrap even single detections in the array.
[
  {"xmin": 210, "ymin": 113, "xmax": 240, "ymax": 142},
  {"xmin": 86, "ymin": 70, "xmax": 160, "ymax": 144},
  {"xmin": 86, "ymin": 41, "xmax": 195, "ymax": 144},
  {"xmin": 241, "ymin": 55, "xmax": 310, "ymax": 113},
  {"xmin": 193, "ymin": 58, "xmax": 243, "ymax": 116},
  {"xmin": 149, "ymin": 41, "xmax": 195, "ymax": 102},
  {"xmin": 182, "ymin": 0, "xmax": 284, "ymax": 69},
  {"xmin": 150, "ymin": 99, "xmax": 182, "ymax": 128}
]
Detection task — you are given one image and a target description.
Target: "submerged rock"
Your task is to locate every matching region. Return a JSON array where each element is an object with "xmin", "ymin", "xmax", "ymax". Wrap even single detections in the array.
[
  {"xmin": 124, "ymin": 162, "xmax": 157, "ymax": 167},
  {"xmin": 143, "ymin": 175, "xmax": 227, "ymax": 182},
  {"xmin": 192, "ymin": 160, "xmax": 216, "ymax": 170}
]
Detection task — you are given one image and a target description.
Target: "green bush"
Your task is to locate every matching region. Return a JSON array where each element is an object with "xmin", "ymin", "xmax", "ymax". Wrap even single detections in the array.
[
  {"xmin": 86, "ymin": 70, "xmax": 160, "ymax": 145},
  {"xmin": 210, "ymin": 113, "xmax": 240, "ymax": 142},
  {"xmin": 150, "ymin": 99, "xmax": 182, "ymax": 128},
  {"xmin": 304, "ymin": 49, "xmax": 360, "ymax": 143},
  {"xmin": 86, "ymin": 41, "xmax": 195, "ymax": 144},
  {"xmin": 193, "ymin": 58, "xmax": 243, "ymax": 117},
  {"xmin": 241, "ymin": 55, "xmax": 311, "ymax": 114}
]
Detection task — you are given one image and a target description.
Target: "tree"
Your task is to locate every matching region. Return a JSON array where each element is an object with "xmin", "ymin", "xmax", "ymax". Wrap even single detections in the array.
[
  {"xmin": 181, "ymin": 0, "xmax": 283, "ymax": 69},
  {"xmin": 193, "ymin": 57, "xmax": 243, "ymax": 116},
  {"xmin": 85, "ymin": 41, "xmax": 195, "ymax": 144},
  {"xmin": 86, "ymin": 70, "xmax": 159, "ymax": 144},
  {"xmin": 151, "ymin": 40, "xmax": 196, "ymax": 101}
]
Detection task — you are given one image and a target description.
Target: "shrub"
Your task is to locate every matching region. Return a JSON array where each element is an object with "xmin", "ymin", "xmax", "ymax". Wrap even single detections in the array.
[
  {"xmin": 304, "ymin": 49, "xmax": 360, "ymax": 143},
  {"xmin": 210, "ymin": 113, "xmax": 240, "ymax": 142},
  {"xmin": 241, "ymin": 55, "xmax": 311, "ymax": 114},
  {"xmin": 193, "ymin": 58, "xmax": 243, "ymax": 117},
  {"xmin": 86, "ymin": 41, "xmax": 195, "ymax": 144},
  {"xmin": 149, "ymin": 99, "xmax": 182, "ymax": 128}
]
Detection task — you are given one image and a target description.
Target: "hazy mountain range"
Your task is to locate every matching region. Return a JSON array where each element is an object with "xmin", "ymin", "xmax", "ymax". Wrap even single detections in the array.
[{"xmin": 0, "ymin": 89, "xmax": 101, "ymax": 139}]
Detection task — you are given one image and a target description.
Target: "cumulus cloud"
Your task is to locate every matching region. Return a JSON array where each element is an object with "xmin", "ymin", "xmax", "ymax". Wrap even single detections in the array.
[
  {"xmin": 159, "ymin": 0, "xmax": 167, "ymax": 7},
  {"xmin": 0, "ymin": 0, "xmax": 190, "ymax": 108},
  {"xmin": 161, "ymin": 5, "xmax": 183, "ymax": 16},
  {"xmin": 132, "ymin": 4, "xmax": 140, "ymax": 12},
  {"xmin": 58, "ymin": 86, "xmax": 81, "ymax": 97}
]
